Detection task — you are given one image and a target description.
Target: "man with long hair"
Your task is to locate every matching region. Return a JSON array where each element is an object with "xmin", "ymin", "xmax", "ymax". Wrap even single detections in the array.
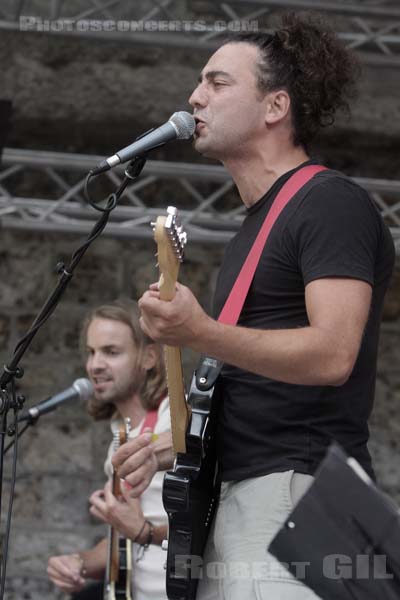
[
  {"xmin": 116, "ymin": 12, "xmax": 395, "ymax": 600},
  {"xmin": 47, "ymin": 298, "xmax": 171, "ymax": 599}
]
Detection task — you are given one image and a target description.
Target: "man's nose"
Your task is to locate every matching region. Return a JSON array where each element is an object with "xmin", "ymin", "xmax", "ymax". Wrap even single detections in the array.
[
  {"xmin": 189, "ymin": 83, "xmax": 207, "ymax": 108},
  {"xmin": 88, "ymin": 353, "xmax": 106, "ymax": 371}
]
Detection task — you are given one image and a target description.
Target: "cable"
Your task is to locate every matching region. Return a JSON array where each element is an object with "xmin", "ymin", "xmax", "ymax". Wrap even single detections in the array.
[{"xmin": 0, "ymin": 383, "xmax": 19, "ymax": 600}]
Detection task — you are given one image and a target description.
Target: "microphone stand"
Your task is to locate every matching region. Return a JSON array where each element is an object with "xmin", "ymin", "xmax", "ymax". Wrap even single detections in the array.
[
  {"xmin": 0, "ymin": 155, "xmax": 148, "ymax": 600},
  {"xmin": 3, "ymin": 390, "xmax": 82, "ymax": 456},
  {"xmin": 3, "ymin": 403, "xmax": 46, "ymax": 456}
]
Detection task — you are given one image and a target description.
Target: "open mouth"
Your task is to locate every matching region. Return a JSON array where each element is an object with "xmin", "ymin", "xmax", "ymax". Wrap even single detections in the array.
[
  {"xmin": 93, "ymin": 377, "xmax": 112, "ymax": 387},
  {"xmin": 194, "ymin": 117, "xmax": 206, "ymax": 133}
]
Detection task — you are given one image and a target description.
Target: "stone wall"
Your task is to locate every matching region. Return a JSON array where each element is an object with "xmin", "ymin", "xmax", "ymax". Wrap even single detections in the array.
[{"xmin": 0, "ymin": 10, "xmax": 400, "ymax": 600}]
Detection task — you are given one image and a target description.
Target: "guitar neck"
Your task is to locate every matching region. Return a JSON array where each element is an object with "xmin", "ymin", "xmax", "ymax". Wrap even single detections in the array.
[
  {"xmin": 107, "ymin": 471, "xmax": 121, "ymax": 583},
  {"xmin": 158, "ymin": 264, "xmax": 189, "ymax": 454},
  {"xmin": 104, "ymin": 422, "xmax": 133, "ymax": 600},
  {"xmin": 107, "ymin": 524, "xmax": 120, "ymax": 583},
  {"xmin": 155, "ymin": 208, "xmax": 189, "ymax": 455},
  {"xmin": 164, "ymin": 345, "xmax": 188, "ymax": 454}
]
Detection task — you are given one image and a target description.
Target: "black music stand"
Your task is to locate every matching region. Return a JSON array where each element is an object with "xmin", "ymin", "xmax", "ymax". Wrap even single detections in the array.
[{"xmin": 269, "ymin": 444, "xmax": 400, "ymax": 600}]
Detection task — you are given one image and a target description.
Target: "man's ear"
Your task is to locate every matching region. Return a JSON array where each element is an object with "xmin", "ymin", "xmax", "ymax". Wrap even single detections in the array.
[
  {"xmin": 264, "ymin": 89, "xmax": 291, "ymax": 125},
  {"xmin": 142, "ymin": 344, "xmax": 158, "ymax": 371}
]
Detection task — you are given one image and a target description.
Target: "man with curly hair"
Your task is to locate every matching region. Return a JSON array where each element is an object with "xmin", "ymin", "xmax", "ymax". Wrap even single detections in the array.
[
  {"xmin": 115, "ymin": 13, "xmax": 395, "ymax": 600},
  {"xmin": 47, "ymin": 299, "xmax": 171, "ymax": 600}
]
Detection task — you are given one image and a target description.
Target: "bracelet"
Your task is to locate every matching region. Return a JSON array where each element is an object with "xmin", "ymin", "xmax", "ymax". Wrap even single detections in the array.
[
  {"xmin": 74, "ymin": 553, "xmax": 87, "ymax": 578},
  {"xmin": 134, "ymin": 520, "xmax": 148, "ymax": 544},
  {"xmin": 143, "ymin": 520, "xmax": 154, "ymax": 549},
  {"xmin": 135, "ymin": 520, "xmax": 154, "ymax": 562}
]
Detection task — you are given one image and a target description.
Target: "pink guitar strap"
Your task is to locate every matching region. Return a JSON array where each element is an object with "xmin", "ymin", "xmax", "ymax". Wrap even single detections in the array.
[
  {"xmin": 140, "ymin": 409, "xmax": 158, "ymax": 434},
  {"xmin": 218, "ymin": 165, "xmax": 327, "ymax": 325}
]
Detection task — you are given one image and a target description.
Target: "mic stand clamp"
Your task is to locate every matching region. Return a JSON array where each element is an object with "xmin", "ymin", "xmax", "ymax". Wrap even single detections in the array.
[
  {"xmin": 0, "ymin": 388, "xmax": 24, "ymax": 417},
  {"xmin": 3, "ymin": 395, "xmax": 42, "ymax": 459}
]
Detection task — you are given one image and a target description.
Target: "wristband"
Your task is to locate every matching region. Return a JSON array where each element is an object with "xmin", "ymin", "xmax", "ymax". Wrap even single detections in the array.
[
  {"xmin": 74, "ymin": 553, "xmax": 87, "ymax": 578},
  {"xmin": 135, "ymin": 520, "xmax": 154, "ymax": 562},
  {"xmin": 143, "ymin": 520, "xmax": 154, "ymax": 549},
  {"xmin": 133, "ymin": 520, "xmax": 147, "ymax": 544}
]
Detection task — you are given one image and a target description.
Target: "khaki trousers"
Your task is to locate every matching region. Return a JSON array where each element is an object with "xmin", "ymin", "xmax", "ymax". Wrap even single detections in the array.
[{"xmin": 196, "ymin": 470, "xmax": 321, "ymax": 600}]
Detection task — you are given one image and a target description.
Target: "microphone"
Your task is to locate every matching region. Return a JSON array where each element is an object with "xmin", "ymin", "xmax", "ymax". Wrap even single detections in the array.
[
  {"xmin": 91, "ymin": 111, "xmax": 196, "ymax": 175},
  {"xmin": 18, "ymin": 378, "xmax": 93, "ymax": 422}
]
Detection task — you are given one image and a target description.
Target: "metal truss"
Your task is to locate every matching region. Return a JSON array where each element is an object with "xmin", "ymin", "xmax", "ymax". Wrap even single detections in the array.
[
  {"xmin": 1, "ymin": 1, "xmax": 400, "ymax": 67},
  {"xmin": 1, "ymin": 147, "xmax": 399, "ymax": 255}
]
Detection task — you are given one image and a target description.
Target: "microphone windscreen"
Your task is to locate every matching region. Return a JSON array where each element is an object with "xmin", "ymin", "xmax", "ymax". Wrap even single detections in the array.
[
  {"xmin": 169, "ymin": 111, "xmax": 196, "ymax": 139},
  {"xmin": 72, "ymin": 378, "xmax": 94, "ymax": 401}
]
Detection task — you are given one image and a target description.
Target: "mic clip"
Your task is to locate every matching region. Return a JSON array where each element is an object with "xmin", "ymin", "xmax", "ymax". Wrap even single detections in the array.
[
  {"xmin": 124, "ymin": 155, "xmax": 148, "ymax": 180},
  {"xmin": 123, "ymin": 138, "xmax": 166, "ymax": 179}
]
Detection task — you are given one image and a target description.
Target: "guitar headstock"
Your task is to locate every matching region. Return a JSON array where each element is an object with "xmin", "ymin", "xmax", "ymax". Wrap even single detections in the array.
[
  {"xmin": 113, "ymin": 418, "xmax": 131, "ymax": 452},
  {"xmin": 112, "ymin": 418, "xmax": 131, "ymax": 497},
  {"xmin": 153, "ymin": 206, "xmax": 187, "ymax": 301}
]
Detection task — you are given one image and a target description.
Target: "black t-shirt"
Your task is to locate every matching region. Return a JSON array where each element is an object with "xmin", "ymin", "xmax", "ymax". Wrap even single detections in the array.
[{"xmin": 213, "ymin": 162, "xmax": 395, "ymax": 481}]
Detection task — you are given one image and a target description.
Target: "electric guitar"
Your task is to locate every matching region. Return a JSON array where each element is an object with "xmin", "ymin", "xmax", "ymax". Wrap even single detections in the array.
[
  {"xmin": 154, "ymin": 206, "xmax": 222, "ymax": 600},
  {"xmin": 104, "ymin": 418, "xmax": 133, "ymax": 600}
]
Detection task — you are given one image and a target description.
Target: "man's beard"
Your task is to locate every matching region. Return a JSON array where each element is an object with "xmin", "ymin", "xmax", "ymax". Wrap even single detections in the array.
[{"xmin": 93, "ymin": 367, "xmax": 144, "ymax": 409}]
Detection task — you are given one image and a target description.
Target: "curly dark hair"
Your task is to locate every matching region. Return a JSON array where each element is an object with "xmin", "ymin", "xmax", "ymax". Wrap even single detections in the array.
[{"xmin": 229, "ymin": 13, "xmax": 360, "ymax": 150}]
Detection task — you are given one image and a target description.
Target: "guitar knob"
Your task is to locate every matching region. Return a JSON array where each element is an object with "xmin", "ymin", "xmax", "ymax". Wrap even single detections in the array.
[{"xmin": 162, "ymin": 539, "xmax": 168, "ymax": 552}]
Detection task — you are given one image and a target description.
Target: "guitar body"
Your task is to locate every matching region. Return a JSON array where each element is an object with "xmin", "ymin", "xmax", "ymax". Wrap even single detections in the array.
[
  {"xmin": 116, "ymin": 539, "xmax": 132, "ymax": 598},
  {"xmin": 163, "ymin": 360, "xmax": 222, "ymax": 600},
  {"xmin": 104, "ymin": 537, "xmax": 133, "ymax": 600},
  {"xmin": 104, "ymin": 524, "xmax": 133, "ymax": 600}
]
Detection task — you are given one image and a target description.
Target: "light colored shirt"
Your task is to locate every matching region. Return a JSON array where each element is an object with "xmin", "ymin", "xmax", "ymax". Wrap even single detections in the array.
[{"xmin": 105, "ymin": 396, "xmax": 170, "ymax": 600}]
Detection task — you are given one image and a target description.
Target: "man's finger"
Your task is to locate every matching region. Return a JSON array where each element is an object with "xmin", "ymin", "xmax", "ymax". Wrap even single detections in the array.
[
  {"xmin": 89, "ymin": 491, "xmax": 108, "ymax": 513},
  {"xmin": 47, "ymin": 563, "xmax": 85, "ymax": 589},
  {"xmin": 121, "ymin": 480, "xmax": 136, "ymax": 501},
  {"xmin": 122, "ymin": 477, "xmax": 152, "ymax": 498},
  {"xmin": 48, "ymin": 560, "xmax": 78, "ymax": 581},
  {"xmin": 51, "ymin": 577, "xmax": 84, "ymax": 592},
  {"xmin": 139, "ymin": 315, "xmax": 152, "ymax": 338},
  {"xmin": 103, "ymin": 480, "xmax": 116, "ymax": 503},
  {"xmin": 89, "ymin": 505, "xmax": 106, "ymax": 522},
  {"xmin": 115, "ymin": 444, "xmax": 152, "ymax": 477},
  {"xmin": 47, "ymin": 566, "xmax": 69, "ymax": 582},
  {"xmin": 89, "ymin": 490, "xmax": 105, "ymax": 506},
  {"xmin": 89, "ymin": 489, "xmax": 104, "ymax": 503},
  {"xmin": 112, "ymin": 433, "xmax": 152, "ymax": 469},
  {"xmin": 122, "ymin": 458, "xmax": 155, "ymax": 490}
]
